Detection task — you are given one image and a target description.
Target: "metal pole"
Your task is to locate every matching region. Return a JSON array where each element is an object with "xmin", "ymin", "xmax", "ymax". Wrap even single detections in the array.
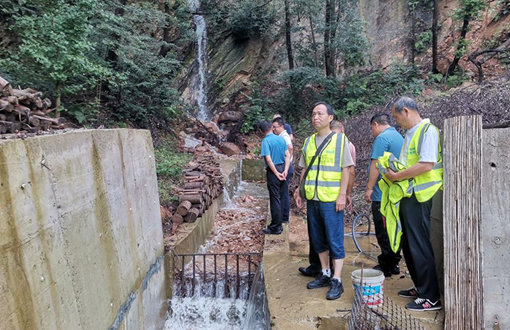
[{"xmin": 192, "ymin": 255, "xmax": 196, "ymax": 296}]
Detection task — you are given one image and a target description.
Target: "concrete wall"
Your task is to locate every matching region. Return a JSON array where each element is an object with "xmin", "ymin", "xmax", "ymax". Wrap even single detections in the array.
[
  {"xmin": 0, "ymin": 129, "xmax": 167, "ymax": 330},
  {"xmin": 482, "ymin": 128, "xmax": 510, "ymax": 329},
  {"xmin": 242, "ymin": 158, "xmax": 265, "ymax": 182}
]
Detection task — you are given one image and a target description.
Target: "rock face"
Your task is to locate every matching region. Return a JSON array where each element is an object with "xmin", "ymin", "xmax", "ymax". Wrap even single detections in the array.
[
  {"xmin": 221, "ymin": 142, "xmax": 242, "ymax": 155},
  {"xmin": 218, "ymin": 111, "xmax": 244, "ymax": 124},
  {"xmin": 358, "ymin": 0, "xmax": 411, "ymax": 68}
]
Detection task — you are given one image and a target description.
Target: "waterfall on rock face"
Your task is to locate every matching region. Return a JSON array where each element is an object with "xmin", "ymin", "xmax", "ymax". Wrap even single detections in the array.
[{"xmin": 188, "ymin": 0, "xmax": 210, "ymax": 121}]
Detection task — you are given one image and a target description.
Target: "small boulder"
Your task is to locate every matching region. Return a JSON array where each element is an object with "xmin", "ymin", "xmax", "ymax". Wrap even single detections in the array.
[
  {"xmin": 218, "ymin": 111, "xmax": 243, "ymax": 124},
  {"xmin": 221, "ymin": 142, "xmax": 242, "ymax": 156}
]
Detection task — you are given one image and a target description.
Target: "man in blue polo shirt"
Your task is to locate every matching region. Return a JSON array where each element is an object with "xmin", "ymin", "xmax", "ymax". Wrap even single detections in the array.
[
  {"xmin": 260, "ymin": 120, "xmax": 291, "ymax": 235},
  {"xmin": 364, "ymin": 113, "xmax": 404, "ymax": 277}
]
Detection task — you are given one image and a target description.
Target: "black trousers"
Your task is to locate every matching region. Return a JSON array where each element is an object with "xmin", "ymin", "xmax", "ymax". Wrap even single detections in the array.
[
  {"xmin": 266, "ymin": 164, "xmax": 287, "ymax": 231},
  {"xmin": 400, "ymin": 193, "xmax": 440, "ymax": 301},
  {"xmin": 282, "ymin": 164, "xmax": 293, "ymax": 222},
  {"xmin": 372, "ymin": 201, "xmax": 402, "ymax": 271}
]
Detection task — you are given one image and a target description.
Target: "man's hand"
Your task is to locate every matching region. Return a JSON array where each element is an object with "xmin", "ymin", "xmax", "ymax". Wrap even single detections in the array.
[
  {"xmin": 364, "ymin": 189, "xmax": 373, "ymax": 203},
  {"xmin": 277, "ymin": 172, "xmax": 286, "ymax": 181},
  {"xmin": 336, "ymin": 194, "xmax": 346, "ymax": 212},
  {"xmin": 294, "ymin": 189, "xmax": 303, "ymax": 209},
  {"xmin": 346, "ymin": 195, "xmax": 353, "ymax": 212},
  {"xmin": 281, "ymin": 170, "xmax": 288, "ymax": 179},
  {"xmin": 384, "ymin": 169, "xmax": 399, "ymax": 182}
]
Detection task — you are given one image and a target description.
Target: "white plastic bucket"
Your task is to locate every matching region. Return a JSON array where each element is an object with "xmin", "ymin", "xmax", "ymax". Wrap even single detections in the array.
[{"xmin": 351, "ymin": 269, "xmax": 385, "ymax": 307}]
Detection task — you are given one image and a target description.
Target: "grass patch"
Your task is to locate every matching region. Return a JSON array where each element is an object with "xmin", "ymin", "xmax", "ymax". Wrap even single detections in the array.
[{"xmin": 155, "ymin": 141, "xmax": 192, "ymax": 206}]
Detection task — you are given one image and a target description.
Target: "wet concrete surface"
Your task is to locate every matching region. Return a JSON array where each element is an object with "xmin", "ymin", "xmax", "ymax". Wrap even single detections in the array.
[{"xmin": 263, "ymin": 210, "xmax": 445, "ymax": 330}]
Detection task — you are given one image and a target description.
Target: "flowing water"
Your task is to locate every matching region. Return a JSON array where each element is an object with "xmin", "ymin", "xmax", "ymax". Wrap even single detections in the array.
[
  {"xmin": 187, "ymin": 0, "xmax": 209, "ymax": 121},
  {"xmin": 164, "ymin": 179, "xmax": 270, "ymax": 329}
]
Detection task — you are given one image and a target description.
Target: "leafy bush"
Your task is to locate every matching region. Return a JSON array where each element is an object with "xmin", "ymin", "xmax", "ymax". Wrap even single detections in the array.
[
  {"xmin": 155, "ymin": 144, "xmax": 192, "ymax": 179},
  {"xmin": 277, "ymin": 64, "xmax": 425, "ymax": 120},
  {"xmin": 240, "ymin": 82, "xmax": 273, "ymax": 133},
  {"xmin": 155, "ymin": 142, "xmax": 191, "ymax": 206},
  {"xmin": 227, "ymin": 0, "xmax": 275, "ymax": 41},
  {"xmin": 415, "ymin": 31, "xmax": 432, "ymax": 54}
]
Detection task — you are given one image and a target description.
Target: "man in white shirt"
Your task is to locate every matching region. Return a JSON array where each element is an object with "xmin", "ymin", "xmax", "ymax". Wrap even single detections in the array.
[{"xmin": 385, "ymin": 96, "xmax": 443, "ymax": 312}]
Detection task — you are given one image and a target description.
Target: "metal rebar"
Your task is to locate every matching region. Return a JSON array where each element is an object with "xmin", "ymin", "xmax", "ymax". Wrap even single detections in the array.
[
  {"xmin": 203, "ymin": 254, "xmax": 206, "ymax": 296},
  {"xmin": 214, "ymin": 254, "xmax": 217, "ymax": 297},
  {"xmin": 225, "ymin": 254, "xmax": 228, "ymax": 298},
  {"xmin": 236, "ymin": 254, "xmax": 240, "ymax": 299},
  {"xmin": 181, "ymin": 255, "xmax": 185, "ymax": 297},
  {"xmin": 248, "ymin": 254, "xmax": 252, "ymax": 288},
  {"xmin": 192, "ymin": 255, "xmax": 196, "ymax": 296}
]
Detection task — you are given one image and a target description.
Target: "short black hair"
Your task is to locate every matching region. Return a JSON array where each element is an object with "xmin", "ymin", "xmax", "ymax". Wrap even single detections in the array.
[
  {"xmin": 312, "ymin": 101, "xmax": 334, "ymax": 116},
  {"xmin": 258, "ymin": 120, "xmax": 272, "ymax": 133},
  {"xmin": 370, "ymin": 113, "xmax": 391, "ymax": 125},
  {"xmin": 393, "ymin": 96, "xmax": 419, "ymax": 114},
  {"xmin": 272, "ymin": 117, "xmax": 285, "ymax": 127}
]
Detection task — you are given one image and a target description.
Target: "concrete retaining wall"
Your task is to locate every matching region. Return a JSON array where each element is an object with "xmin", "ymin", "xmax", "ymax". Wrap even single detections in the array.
[{"xmin": 0, "ymin": 129, "xmax": 167, "ymax": 330}]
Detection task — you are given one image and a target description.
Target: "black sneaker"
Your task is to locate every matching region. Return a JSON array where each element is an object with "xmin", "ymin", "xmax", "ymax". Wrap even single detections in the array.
[
  {"xmin": 405, "ymin": 298, "xmax": 442, "ymax": 311},
  {"xmin": 326, "ymin": 278, "xmax": 344, "ymax": 300},
  {"xmin": 373, "ymin": 265, "xmax": 391, "ymax": 277},
  {"xmin": 298, "ymin": 266, "xmax": 321, "ymax": 277},
  {"xmin": 398, "ymin": 287, "xmax": 419, "ymax": 299},
  {"xmin": 391, "ymin": 265, "xmax": 400, "ymax": 275},
  {"xmin": 263, "ymin": 227, "xmax": 282, "ymax": 235},
  {"xmin": 306, "ymin": 274, "xmax": 331, "ymax": 289}
]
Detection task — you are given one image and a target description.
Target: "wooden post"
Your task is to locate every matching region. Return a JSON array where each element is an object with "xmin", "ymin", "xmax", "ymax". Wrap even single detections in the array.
[
  {"xmin": 443, "ymin": 115, "xmax": 483, "ymax": 329},
  {"xmin": 481, "ymin": 127, "xmax": 510, "ymax": 328}
]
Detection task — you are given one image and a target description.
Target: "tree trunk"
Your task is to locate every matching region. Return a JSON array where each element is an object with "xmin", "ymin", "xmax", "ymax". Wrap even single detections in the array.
[
  {"xmin": 309, "ymin": 15, "xmax": 319, "ymax": 67},
  {"xmin": 160, "ymin": 1, "xmax": 171, "ymax": 57},
  {"xmin": 55, "ymin": 81, "xmax": 62, "ymax": 118},
  {"xmin": 447, "ymin": 19, "xmax": 470, "ymax": 77},
  {"xmin": 284, "ymin": 0, "xmax": 294, "ymax": 70},
  {"xmin": 409, "ymin": 1, "xmax": 416, "ymax": 64},
  {"xmin": 431, "ymin": 0, "xmax": 439, "ymax": 73},
  {"xmin": 324, "ymin": 0, "xmax": 333, "ymax": 76}
]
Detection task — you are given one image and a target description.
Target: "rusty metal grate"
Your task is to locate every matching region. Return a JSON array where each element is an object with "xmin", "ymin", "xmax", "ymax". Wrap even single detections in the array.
[
  {"xmin": 349, "ymin": 285, "xmax": 425, "ymax": 330},
  {"xmin": 173, "ymin": 252, "xmax": 260, "ymax": 299}
]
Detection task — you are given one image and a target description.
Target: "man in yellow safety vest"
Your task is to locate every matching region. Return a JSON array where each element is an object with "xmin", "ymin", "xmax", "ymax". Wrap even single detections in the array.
[
  {"xmin": 385, "ymin": 96, "xmax": 443, "ymax": 312},
  {"xmin": 294, "ymin": 102, "xmax": 354, "ymax": 300}
]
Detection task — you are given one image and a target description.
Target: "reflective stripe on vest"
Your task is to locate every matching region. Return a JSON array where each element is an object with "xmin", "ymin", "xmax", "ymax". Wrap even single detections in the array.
[
  {"xmin": 407, "ymin": 122, "xmax": 443, "ymax": 202},
  {"xmin": 302, "ymin": 132, "xmax": 345, "ymax": 202}
]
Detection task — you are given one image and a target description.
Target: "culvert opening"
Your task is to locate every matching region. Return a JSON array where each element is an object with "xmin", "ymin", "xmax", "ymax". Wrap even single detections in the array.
[{"xmin": 166, "ymin": 253, "xmax": 269, "ymax": 330}]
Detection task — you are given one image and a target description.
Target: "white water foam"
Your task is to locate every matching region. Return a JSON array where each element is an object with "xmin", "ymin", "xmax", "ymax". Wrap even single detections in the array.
[{"xmin": 164, "ymin": 297, "xmax": 247, "ymax": 330}]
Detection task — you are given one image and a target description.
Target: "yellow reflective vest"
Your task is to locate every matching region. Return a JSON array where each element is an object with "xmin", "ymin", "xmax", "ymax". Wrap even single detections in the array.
[
  {"xmin": 302, "ymin": 132, "xmax": 345, "ymax": 202},
  {"xmin": 405, "ymin": 122, "xmax": 443, "ymax": 202},
  {"xmin": 378, "ymin": 121, "xmax": 443, "ymax": 253}
]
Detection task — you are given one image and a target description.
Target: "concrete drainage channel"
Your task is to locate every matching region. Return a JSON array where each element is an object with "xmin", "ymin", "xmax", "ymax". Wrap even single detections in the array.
[{"xmin": 164, "ymin": 158, "xmax": 271, "ymax": 329}]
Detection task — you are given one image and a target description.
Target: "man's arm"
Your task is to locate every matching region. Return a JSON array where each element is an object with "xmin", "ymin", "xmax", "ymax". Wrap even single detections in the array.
[
  {"xmin": 336, "ymin": 166, "xmax": 352, "ymax": 212},
  {"xmin": 287, "ymin": 143, "xmax": 293, "ymax": 156},
  {"xmin": 385, "ymin": 162, "xmax": 434, "ymax": 182},
  {"xmin": 364, "ymin": 159, "xmax": 379, "ymax": 202},
  {"xmin": 282, "ymin": 149, "xmax": 290, "ymax": 179},
  {"xmin": 293, "ymin": 169, "xmax": 306, "ymax": 208},
  {"xmin": 264, "ymin": 155, "xmax": 281, "ymax": 177}
]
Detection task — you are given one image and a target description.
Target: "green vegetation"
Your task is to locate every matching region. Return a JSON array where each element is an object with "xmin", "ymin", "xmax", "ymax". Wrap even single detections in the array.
[
  {"xmin": 240, "ymin": 82, "xmax": 273, "ymax": 134},
  {"xmin": 155, "ymin": 142, "xmax": 192, "ymax": 206},
  {"xmin": 276, "ymin": 65, "xmax": 424, "ymax": 120},
  {"xmin": 227, "ymin": 0, "xmax": 276, "ymax": 41},
  {"xmin": 0, "ymin": 0, "xmax": 191, "ymax": 127}
]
